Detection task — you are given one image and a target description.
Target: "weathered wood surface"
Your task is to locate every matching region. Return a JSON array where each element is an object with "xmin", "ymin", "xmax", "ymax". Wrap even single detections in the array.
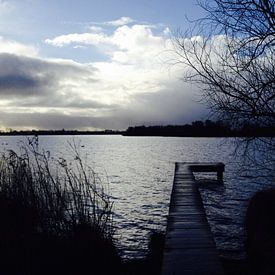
[{"xmin": 161, "ymin": 162, "xmax": 225, "ymax": 275}]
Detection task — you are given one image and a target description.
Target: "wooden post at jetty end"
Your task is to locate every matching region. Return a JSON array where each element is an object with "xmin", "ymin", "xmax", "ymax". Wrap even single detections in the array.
[{"xmin": 188, "ymin": 162, "xmax": 225, "ymax": 183}]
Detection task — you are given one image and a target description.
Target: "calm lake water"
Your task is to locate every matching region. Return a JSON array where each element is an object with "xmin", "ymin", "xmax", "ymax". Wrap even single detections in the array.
[{"xmin": 0, "ymin": 135, "xmax": 273, "ymax": 260}]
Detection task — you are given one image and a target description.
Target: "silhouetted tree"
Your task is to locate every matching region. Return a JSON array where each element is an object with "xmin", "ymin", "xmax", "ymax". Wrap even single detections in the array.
[
  {"xmin": 173, "ymin": 0, "xmax": 274, "ymax": 179},
  {"xmin": 192, "ymin": 120, "xmax": 204, "ymax": 128},
  {"xmin": 173, "ymin": 0, "xmax": 275, "ymax": 128}
]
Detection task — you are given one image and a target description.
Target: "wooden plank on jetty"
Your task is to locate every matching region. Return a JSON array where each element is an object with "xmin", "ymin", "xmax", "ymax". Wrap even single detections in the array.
[{"xmin": 161, "ymin": 162, "xmax": 225, "ymax": 275}]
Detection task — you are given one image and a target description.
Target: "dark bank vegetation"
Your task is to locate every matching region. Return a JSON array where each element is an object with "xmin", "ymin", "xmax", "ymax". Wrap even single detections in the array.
[
  {"xmin": 223, "ymin": 188, "xmax": 275, "ymax": 275},
  {"xmin": 0, "ymin": 137, "xmax": 121, "ymax": 275},
  {"xmin": 245, "ymin": 188, "xmax": 275, "ymax": 275},
  {"xmin": 124, "ymin": 120, "xmax": 275, "ymax": 137},
  {"xmin": 122, "ymin": 231, "xmax": 165, "ymax": 275}
]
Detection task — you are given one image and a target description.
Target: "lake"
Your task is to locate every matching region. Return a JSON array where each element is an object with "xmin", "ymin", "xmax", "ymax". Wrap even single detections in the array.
[{"xmin": 0, "ymin": 135, "xmax": 272, "ymax": 260}]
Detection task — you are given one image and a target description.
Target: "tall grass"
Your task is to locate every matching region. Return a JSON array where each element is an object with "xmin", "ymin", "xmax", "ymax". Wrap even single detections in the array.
[{"xmin": 0, "ymin": 137, "xmax": 120, "ymax": 274}]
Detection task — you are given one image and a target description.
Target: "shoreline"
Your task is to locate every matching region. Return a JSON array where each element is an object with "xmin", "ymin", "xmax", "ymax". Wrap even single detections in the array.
[{"xmin": 0, "ymin": 132, "xmax": 273, "ymax": 138}]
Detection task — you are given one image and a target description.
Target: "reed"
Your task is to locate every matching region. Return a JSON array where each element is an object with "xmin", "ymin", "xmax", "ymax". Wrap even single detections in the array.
[{"xmin": 0, "ymin": 137, "xmax": 120, "ymax": 274}]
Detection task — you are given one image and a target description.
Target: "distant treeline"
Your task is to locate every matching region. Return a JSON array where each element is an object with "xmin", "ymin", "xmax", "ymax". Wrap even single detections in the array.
[
  {"xmin": 123, "ymin": 120, "xmax": 275, "ymax": 137},
  {"xmin": 0, "ymin": 120, "xmax": 274, "ymax": 137},
  {"xmin": 0, "ymin": 129, "xmax": 122, "ymax": 136}
]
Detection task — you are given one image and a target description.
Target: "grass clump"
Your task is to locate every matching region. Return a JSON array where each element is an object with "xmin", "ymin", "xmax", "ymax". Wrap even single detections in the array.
[{"xmin": 0, "ymin": 137, "xmax": 121, "ymax": 275}]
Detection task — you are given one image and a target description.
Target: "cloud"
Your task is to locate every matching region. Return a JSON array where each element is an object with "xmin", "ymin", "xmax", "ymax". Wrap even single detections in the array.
[
  {"xmin": 0, "ymin": 52, "xmax": 108, "ymax": 116},
  {"xmin": 88, "ymin": 26, "xmax": 104, "ymax": 33},
  {"xmin": 0, "ymin": 0, "xmax": 12, "ymax": 13},
  {"xmin": 0, "ymin": 111, "xmax": 96, "ymax": 130},
  {"xmin": 0, "ymin": 74, "xmax": 40, "ymax": 94},
  {"xmin": 45, "ymin": 24, "xmax": 165, "ymax": 64},
  {"xmin": 0, "ymin": 91, "xmax": 207, "ymax": 130},
  {"xmin": 0, "ymin": 36, "xmax": 38, "ymax": 56},
  {"xmin": 61, "ymin": 17, "xmax": 135, "ymax": 31},
  {"xmin": 73, "ymin": 45, "xmax": 87, "ymax": 49},
  {"xmin": 0, "ymin": 54, "xmax": 51, "ymax": 97},
  {"xmin": 163, "ymin": 27, "xmax": 171, "ymax": 36},
  {"xmin": 45, "ymin": 32, "xmax": 109, "ymax": 47},
  {"xmin": 105, "ymin": 17, "xmax": 135, "ymax": 26},
  {"xmin": 44, "ymin": 23, "xmax": 161, "ymax": 52},
  {"xmin": 0, "ymin": 21, "xmax": 209, "ymax": 130},
  {"xmin": 87, "ymin": 17, "xmax": 135, "ymax": 27}
]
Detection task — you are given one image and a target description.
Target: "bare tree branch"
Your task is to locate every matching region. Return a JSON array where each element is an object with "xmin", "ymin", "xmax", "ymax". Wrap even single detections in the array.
[{"xmin": 172, "ymin": 0, "xmax": 275, "ymax": 179}]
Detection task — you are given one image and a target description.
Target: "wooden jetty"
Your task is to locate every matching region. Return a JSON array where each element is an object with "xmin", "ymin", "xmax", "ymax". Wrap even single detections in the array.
[{"xmin": 161, "ymin": 162, "xmax": 225, "ymax": 275}]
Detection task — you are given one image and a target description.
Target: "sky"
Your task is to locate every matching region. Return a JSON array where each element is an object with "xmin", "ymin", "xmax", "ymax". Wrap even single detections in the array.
[{"xmin": 0, "ymin": 0, "xmax": 208, "ymax": 131}]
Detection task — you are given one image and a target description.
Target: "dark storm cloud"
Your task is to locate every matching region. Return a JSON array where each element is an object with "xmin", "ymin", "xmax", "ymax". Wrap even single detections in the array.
[
  {"xmin": 0, "ymin": 54, "xmax": 50, "ymax": 97},
  {"xmin": 0, "ymin": 75, "xmax": 42, "ymax": 98},
  {"xmin": 0, "ymin": 74, "xmax": 39, "ymax": 91},
  {"xmin": 0, "ymin": 53, "xmax": 97, "ymax": 99}
]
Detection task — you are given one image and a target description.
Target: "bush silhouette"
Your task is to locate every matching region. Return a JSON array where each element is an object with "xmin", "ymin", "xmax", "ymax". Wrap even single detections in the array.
[{"xmin": 246, "ymin": 189, "xmax": 275, "ymax": 275}]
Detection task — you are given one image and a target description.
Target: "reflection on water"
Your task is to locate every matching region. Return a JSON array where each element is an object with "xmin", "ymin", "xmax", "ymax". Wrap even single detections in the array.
[{"xmin": 0, "ymin": 135, "xmax": 272, "ymax": 259}]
